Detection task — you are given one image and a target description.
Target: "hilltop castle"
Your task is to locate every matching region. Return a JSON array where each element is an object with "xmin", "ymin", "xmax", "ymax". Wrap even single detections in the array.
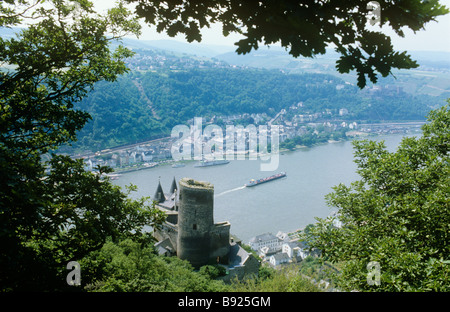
[{"xmin": 153, "ymin": 177, "xmax": 259, "ymax": 281}]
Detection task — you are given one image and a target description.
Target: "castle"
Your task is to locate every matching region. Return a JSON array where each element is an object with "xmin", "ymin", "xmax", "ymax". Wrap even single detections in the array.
[{"xmin": 153, "ymin": 177, "xmax": 260, "ymax": 281}]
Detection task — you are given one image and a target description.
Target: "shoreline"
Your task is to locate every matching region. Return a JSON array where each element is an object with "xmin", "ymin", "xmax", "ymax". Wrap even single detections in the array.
[{"xmin": 111, "ymin": 131, "xmax": 416, "ymax": 176}]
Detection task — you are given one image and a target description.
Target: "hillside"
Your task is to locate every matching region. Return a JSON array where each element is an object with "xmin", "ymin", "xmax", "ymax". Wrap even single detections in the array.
[
  {"xmin": 67, "ymin": 46, "xmax": 444, "ymax": 152},
  {"xmin": 215, "ymin": 47, "xmax": 450, "ymax": 97},
  {"xmin": 118, "ymin": 35, "xmax": 450, "ymax": 98},
  {"xmin": 1, "ymin": 28, "xmax": 447, "ymax": 153}
]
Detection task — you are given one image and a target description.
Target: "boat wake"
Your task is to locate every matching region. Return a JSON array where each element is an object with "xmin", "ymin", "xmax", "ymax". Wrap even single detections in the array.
[{"xmin": 215, "ymin": 186, "xmax": 246, "ymax": 198}]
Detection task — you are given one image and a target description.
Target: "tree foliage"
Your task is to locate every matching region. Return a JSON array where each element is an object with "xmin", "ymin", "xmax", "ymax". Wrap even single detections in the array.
[
  {"xmin": 305, "ymin": 102, "xmax": 450, "ymax": 291},
  {"xmin": 127, "ymin": 0, "xmax": 449, "ymax": 88},
  {"xmin": 81, "ymin": 237, "xmax": 322, "ymax": 292},
  {"xmin": 230, "ymin": 265, "xmax": 321, "ymax": 292},
  {"xmin": 81, "ymin": 238, "xmax": 227, "ymax": 292},
  {"xmin": 0, "ymin": 0, "xmax": 167, "ymax": 291}
]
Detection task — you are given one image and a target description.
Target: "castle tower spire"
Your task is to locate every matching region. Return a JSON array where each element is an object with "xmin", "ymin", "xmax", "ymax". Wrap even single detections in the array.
[
  {"xmin": 170, "ymin": 176, "xmax": 177, "ymax": 194},
  {"xmin": 154, "ymin": 179, "xmax": 166, "ymax": 203}
]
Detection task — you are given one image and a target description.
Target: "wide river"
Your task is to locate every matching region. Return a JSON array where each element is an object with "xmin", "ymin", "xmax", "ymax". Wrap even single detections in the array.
[{"xmin": 113, "ymin": 133, "xmax": 415, "ymax": 243}]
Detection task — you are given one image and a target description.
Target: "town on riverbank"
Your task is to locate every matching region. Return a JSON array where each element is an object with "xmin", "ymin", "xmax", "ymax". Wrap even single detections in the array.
[{"xmin": 68, "ymin": 105, "xmax": 425, "ymax": 175}]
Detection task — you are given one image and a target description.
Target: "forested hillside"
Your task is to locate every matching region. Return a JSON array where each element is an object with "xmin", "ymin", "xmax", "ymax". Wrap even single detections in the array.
[{"xmin": 71, "ymin": 49, "xmax": 443, "ymax": 151}]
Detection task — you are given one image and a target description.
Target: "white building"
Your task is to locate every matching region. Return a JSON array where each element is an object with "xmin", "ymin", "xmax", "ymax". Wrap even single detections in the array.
[
  {"xmin": 141, "ymin": 151, "xmax": 153, "ymax": 162},
  {"xmin": 339, "ymin": 108, "xmax": 349, "ymax": 116},
  {"xmin": 282, "ymin": 241, "xmax": 301, "ymax": 258},
  {"xmin": 269, "ymin": 253, "xmax": 290, "ymax": 266},
  {"xmin": 348, "ymin": 122, "xmax": 358, "ymax": 130},
  {"xmin": 128, "ymin": 151, "xmax": 137, "ymax": 164},
  {"xmin": 249, "ymin": 233, "xmax": 283, "ymax": 253},
  {"xmin": 258, "ymin": 246, "xmax": 270, "ymax": 258},
  {"xmin": 281, "ymin": 241, "xmax": 318, "ymax": 261}
]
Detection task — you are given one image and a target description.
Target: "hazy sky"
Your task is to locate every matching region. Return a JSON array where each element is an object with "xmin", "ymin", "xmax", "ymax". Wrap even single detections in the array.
[{"xmin": 95, "ymin": 0, "xmax": 450, "ymax": 52}]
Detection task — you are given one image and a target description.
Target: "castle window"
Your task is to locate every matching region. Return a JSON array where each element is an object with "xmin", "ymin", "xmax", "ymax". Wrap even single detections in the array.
[{"xmin": 193, "ymin": 224, "xmax": 197, "ymax": 230}]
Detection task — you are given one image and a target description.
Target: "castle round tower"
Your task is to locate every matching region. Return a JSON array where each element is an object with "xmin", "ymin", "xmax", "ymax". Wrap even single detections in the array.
[{"xmin": 176, "ymin": 178, "xmax": 214, "ymax": 268}]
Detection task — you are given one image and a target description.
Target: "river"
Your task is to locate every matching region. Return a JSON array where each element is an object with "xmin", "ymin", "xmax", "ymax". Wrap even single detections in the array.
[{"xmin": 112, "ymin": 133, "xmax": 417, "ymax": 243}]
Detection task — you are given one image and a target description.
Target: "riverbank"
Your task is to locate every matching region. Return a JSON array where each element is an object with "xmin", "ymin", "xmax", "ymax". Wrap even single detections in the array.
[
  {"xmin": 110, "ymin": 130, "xmax": 418, "ymax": 175},
  {"xmin": 278, "ymin": 132, "xmax": 371, "ymax": 153}
]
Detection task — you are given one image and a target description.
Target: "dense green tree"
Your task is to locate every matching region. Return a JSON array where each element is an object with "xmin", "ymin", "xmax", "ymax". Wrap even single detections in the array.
[
  {"xmin": 304, "ymin": 102, "xmax": 449, "ymax": 291},
  {"xmin": 0, "ymin": 0, "xmax": 166, "ymax": 291},
  {"xmin": 21, "ymin": 156, "xmax": 166, "ymax": 290},
  {"xmin": 79, "ymin": 236, "xmax": 330, "ymax": 292},
  {"xmin": 230, "ymin": 266, "xmax": 321, "ymax": 292},
  {"xmin": 81, "ymin": 238, "xmax": 227, "ymax": 292},
  {"xmin": 127, "ymin": 0, "xmax": 448, "ymax": 88}
]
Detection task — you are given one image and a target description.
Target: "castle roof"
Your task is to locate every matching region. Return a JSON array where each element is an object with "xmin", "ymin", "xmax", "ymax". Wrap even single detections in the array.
[
  {"xmin": 170, "ymin": 176, "xmax": 177, "ymax": 194},
  {"xmin": 228, "ymin": 243, "xmax": 250, "ymax": 268},
  {"xmin": 249, "ymin": 233, "xmax": 278, "ymax": 244},
  {"xmin": 155, "ymin": 238, "xmax": 175, "ymax": 256},
  {"xmin": 154, "ymin": 180, "xmax": 166, "ymax": 203}
]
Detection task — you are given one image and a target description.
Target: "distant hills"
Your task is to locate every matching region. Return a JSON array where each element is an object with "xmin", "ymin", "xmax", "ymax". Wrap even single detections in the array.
[
  {"xmin": 119, "ymin": 34, "xmax": 450, "ymax": 97},
  {"xmin": 2, "ymin": 27, "xmax": 449, "ymax": 153},
  {"xmin": 120, "ymin": 37, "xmax": 236, "ymax": 58},
  {"xmin": 2, "ymin": 26, "xmax": 449, "ymax": 96}
]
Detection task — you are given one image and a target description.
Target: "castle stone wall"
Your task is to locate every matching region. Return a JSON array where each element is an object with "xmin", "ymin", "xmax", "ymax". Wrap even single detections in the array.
[
  {"xmin": 177, "ymin": 178, "xmax": 215, "ymax": 268},
  {"xmin": 209, "ymin": 222, "xmax": 231, "ymax": 263}
]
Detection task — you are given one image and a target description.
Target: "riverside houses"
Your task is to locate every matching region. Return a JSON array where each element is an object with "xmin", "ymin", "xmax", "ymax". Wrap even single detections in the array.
[{"xmin": 248, "ymin": 233, "xmax": 284, "ymax": 254}]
